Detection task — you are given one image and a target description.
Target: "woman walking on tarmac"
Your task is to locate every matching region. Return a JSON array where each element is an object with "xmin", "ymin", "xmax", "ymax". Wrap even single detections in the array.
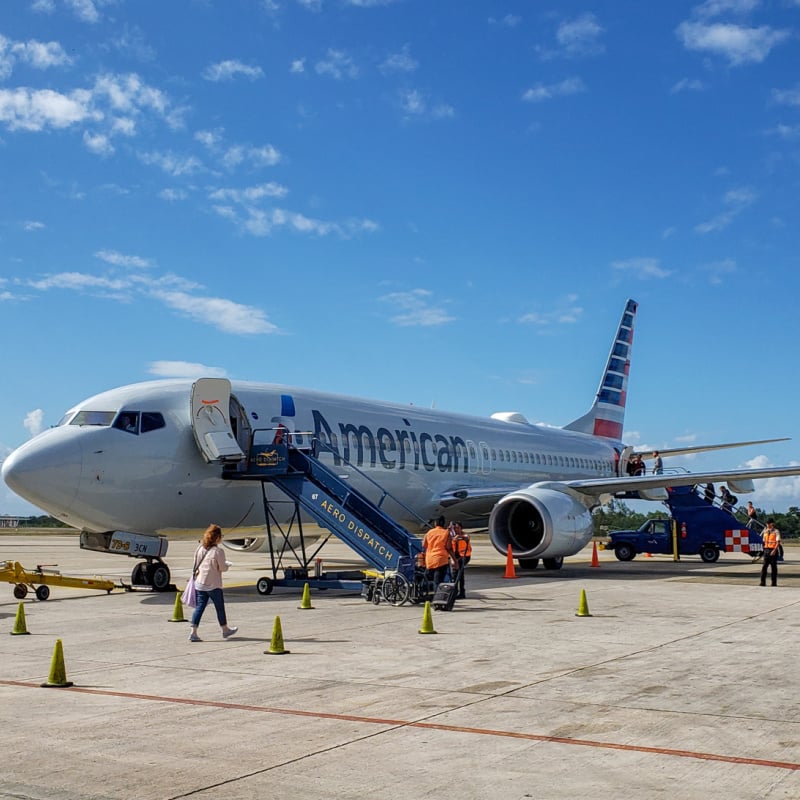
[{"xmin": 188, "ymin": 524, "xmax": 238, "ymax": 642}]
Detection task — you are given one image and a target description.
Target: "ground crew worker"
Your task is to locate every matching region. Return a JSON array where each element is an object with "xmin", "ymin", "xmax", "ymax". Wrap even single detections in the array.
[
  {"xmin": 422, "ymin": 516, "xmax": 453, "ymax": 593},
  {"xmin": 450, "ymin": 521, "xmax": 472, "ymax": 599},
  {"xmin": 759, "ymin": 518, "xmax": 781, "ymax": 587}
]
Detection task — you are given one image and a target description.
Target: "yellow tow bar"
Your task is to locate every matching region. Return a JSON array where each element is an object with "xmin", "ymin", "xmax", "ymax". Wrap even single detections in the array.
[{"xmin": 0, "ymin": 560, "xmax": 116, "ymax": 601}]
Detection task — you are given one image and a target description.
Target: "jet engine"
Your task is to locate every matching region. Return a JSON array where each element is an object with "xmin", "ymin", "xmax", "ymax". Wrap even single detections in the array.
[{"xmin": 488, "ymin": 485, "xmax": 594, "ymax": 564}]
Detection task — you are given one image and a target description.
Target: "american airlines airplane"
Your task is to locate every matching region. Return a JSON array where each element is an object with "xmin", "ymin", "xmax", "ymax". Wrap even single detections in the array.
[{"xmin": 3, "ymin": 298, "xmax": 797, "ymax": 589}]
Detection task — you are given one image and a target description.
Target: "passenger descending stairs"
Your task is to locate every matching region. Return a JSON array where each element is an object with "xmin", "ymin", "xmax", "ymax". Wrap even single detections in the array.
[{"xmin": 234, "ymin": 444, "xmax": 423, "ymax": 577}]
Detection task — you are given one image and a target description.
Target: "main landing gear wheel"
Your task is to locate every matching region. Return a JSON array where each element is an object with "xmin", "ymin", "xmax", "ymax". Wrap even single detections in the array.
[
  {"xmin": 382, "ymin": 574, "xmax": 410, "ymax": 606},
  {"xmin": 542, "ymin": 556, "xmax": 564, "ymax": 570},
  {"xmin": 519, "ymin": 558, "xmax": 540, "ymax": 570},
  {"xmin": 614, "ymin": 543, "xmax": 636, "ymax": 562},
  {"xmin": 699, "ymin": 545, "xmax": 720, "ymax": 563},
  {"xmin": 13, "ymin": 583, "xmax": 28, "ymax": 599},
  {"xmin": 149, "ymin": 562, "xmax": 171, "ymax": 592},
  {"xmin": 131, "ymin": 561, "xmax": 171, "ymax": 591},
  {"xmin": 35, "ymin": 585, "xmax": 50, "ymax": 601},
  {"xmin": 256, "ymin": 576, "xmax": 274, "ymax": 595}
]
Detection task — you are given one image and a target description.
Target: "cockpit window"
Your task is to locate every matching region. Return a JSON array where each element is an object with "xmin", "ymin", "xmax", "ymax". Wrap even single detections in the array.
[
  {"xmin": 70, "ymin": 411, "xmax": 116, "ymax": 427},
  {"xmin": 141, "ymin": 412, "xmax": 165, "ymax": 433},
  {"xmin": 114, "ymin": 412, "xmax": 139, "ymax": 434}
]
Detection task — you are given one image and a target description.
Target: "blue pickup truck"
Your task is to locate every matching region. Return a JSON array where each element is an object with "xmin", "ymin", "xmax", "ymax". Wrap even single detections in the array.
[{"xmin": 604, "ymin": 485, "xmax": 763, "ymax": 563}]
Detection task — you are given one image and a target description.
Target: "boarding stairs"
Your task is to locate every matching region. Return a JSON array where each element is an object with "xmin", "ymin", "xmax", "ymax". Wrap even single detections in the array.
[{"xmin": 224, "ymin": 437, "xmax": 424, "ymax": 591}]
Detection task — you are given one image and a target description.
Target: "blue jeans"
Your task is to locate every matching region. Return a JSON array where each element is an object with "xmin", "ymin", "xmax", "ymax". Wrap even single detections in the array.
[{"xmin": 191, "ymin": 588, "xmax": 227, "ymax": 627}]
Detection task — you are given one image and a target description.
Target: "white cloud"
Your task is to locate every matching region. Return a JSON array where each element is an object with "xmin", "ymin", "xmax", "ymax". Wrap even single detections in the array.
[
  {"xmin": 676, "ymin": 21, "xmax": 789, "ymax": 65},
  {"xmin": 27, "ymin": 271, "xmax": 131, "ymax": 292},
  {"xmin": 695, "ymin": 186, "xmax": 756, "ymax": 233},
  {"xmin": 203, "ymin": 60, "xmax": 264, "ymax": 82},
  {"xmin": 159, "ymin": 188, "xmax": 188, "ymax": 201},
  {"xmin": 315, "ymin": 49, "xmax": 359, "ymax": 80},
  {"xmin": 695, "ymin": 0, "xmax": 761, "ymax": 18},
  {"xmin": 380, "ymin": 45, "xmax": 418, "ymax": 74},
  {"xmin": 611, "ymin": 257, "xmax": 673, "ymax": 279},
  {"xmin": 148, "ymin": 361, "xmax": 227, "ymax": 378},
  {"xmin": 195, "ymin": 129, "xmax": 282, "ymax": 170},
  {"xmin": 65, "ymin": 0, "xmax": 112, "ymax": 24},
  {"xmin": 556, "ymin": 13, "xmax": 605, "ymax": 57},
  {"xmin": 22, "ymin": 220, "xmax": 45, "ymax": 231},
  {"xmin": 670, "ymin": 78, "xmax": 706, "ymax": 93},
  {"xmin": 24, "ymin": 409, "xmax": 44, "ymax": 437},
  {"xmin": 701, "ymin": 257, "xmax": 737, "ymax": 284},
  {"xmin": 398, "ymin": 88, "xmax": 455, "ymax": 119},
  {"xmin": 208, "ymin": 183, "xmax": 288, "ymax": 204},
  {"xmin": 95, "ymin": 249, "xmax": 152, "ymax": 269},
  {"xmin": 138, "ymin": 150, "xmax": 204, "ymax": 177},
  {"xmin": 290, "ymin": 58, "xmax": 306, "ymax": 74},
  {"xmin": 379, "ymin": 289, "xmax": 455, "ymax": 327},
  {"xmin": 150, "ymin": 290, "xmax": 278, "ymax": 335},
  {"xmin": 771, "ymin": 85, "xmax": 800, "ymax": 107},
  {"xmin": 83, "ymin": 130, "xmax": 113, "ymax": 156},
  {"xmin": 518, "ymin": 300, "xmax": 584, "ymax": 327},
  {"xmin": 489, "ymin": 14, "xmax": 521, "ymax": 28},
  {"xmin": 0, "ymin": 87, "xmax": 98, "ymax": 131},
  {"xmin": 745, "ymin": 455, "xmax": 800, "ymax": 509},
  {"xmin": 344, "ymin": 0, "xmax": 399, "ymax": 6},
  {"xmin": 522, "ymin": 77, "xmax": 585, "ymax": 102},
  {"xmin": 12, "ymin": 38, "xmax": 73, "ymax": 69}
]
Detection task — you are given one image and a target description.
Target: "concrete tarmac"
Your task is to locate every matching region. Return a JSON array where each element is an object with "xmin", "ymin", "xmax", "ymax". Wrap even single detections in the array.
[{"xmin": 1, "ymin": 533, "xmax": 798, "ymax": 800}]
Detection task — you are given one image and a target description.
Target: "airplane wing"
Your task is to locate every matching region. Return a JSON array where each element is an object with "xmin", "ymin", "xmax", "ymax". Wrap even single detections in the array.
[
  {"xmin": 633, "ymin": 437, "xmax": 789, "ymax": 460},
  {"xmin": 563, "ymin": 464, "xmax": 800, "ymax": 502},
  {"xmin": 436, "ymin": 463, "xmax": 800, "ymax": 515}
]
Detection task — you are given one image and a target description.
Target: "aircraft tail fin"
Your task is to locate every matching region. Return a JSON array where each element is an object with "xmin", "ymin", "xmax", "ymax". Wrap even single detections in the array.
[{"xmin": 563, "ymin": 298, "xmax": 637, "ymax": 440}]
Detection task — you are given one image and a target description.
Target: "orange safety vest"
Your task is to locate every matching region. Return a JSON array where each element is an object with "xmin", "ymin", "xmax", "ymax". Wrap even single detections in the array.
[
  {"xmin": 452, "ymin": 535, "xmax": 472, "ymax": 559},
  {"xmin": 763, "ymin": 529, "xmax": 779, "ymax": 551}
]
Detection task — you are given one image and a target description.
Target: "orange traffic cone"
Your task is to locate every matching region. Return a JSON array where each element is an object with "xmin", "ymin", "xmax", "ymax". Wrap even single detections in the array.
[
  {"xmin": 591, "ymin": 541, "xmax": 600, "ymax": 568},
  {"xmin": 503, "ymin": 544, "xmax": 517, "ymax": 579}
]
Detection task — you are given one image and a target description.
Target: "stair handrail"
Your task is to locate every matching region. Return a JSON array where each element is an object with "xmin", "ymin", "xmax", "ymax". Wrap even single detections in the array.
[{"xmin": 307, "ymin": 437, "xmax": 430, "ymax": 532}]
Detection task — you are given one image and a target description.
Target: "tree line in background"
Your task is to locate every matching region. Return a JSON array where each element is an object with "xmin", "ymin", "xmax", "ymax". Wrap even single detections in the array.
[
  {"xmin": 593, "ymin": 500, "xmax": 800, "ymax": 539},
  {"xmin": 9, "ymin": 507, "xmax": 800, "ymax": 538}
]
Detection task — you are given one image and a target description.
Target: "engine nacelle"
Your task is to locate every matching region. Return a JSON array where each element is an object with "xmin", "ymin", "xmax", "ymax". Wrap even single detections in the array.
[{"xmin": 488, "ymin": 485, "xmax": 594, "ymax": 559}]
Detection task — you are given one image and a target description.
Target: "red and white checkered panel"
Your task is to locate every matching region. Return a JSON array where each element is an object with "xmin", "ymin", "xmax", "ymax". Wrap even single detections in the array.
[{"xmin": 725, "ymin": 530, "xmax": 751, "ymax": 553}]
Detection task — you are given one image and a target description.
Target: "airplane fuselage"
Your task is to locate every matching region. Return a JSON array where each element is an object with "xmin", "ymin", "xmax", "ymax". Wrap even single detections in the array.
[{"xmin": 3, "ymin": 379, "xmax": 620, "ymax": 539}]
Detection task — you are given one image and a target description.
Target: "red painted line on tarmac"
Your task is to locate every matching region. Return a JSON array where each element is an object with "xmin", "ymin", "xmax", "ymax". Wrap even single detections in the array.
[{"xmin": 2, "ymin": 679, "xmax": 798, "ymax": 771}]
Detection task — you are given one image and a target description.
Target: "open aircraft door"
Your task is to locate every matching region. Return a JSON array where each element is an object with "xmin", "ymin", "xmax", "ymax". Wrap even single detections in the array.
[{"xmin": 190, "ymin": 378, "xmax": 245, "ymax": 463}]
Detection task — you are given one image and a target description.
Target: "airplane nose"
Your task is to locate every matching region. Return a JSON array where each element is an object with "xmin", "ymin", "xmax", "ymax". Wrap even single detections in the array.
[{"xmin": 1, "ymin": 432, "xmax": 82, "ymax": 514}]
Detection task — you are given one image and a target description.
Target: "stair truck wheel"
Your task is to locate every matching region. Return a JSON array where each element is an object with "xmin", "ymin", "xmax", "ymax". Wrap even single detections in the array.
[
  {"xmin": 699, "ymin": 545, "xmax": 720, "ymax": 563},
  {"xmin": 614, "ymin": 543, "xmax": 636, "ymax": 562},
  {"xmin": 382, "ymin": 573, "xmax": 411, "ymax": 606},
  {"xmin": 35, "ymin": 584, "xmax": 50, "ymax": 601},
  {"xmin": 256, "ymin": 576, "xmax": 274, "ymax": 595},
  {"xmin": 13, "ymin": 583, "xmax": 28, "ymax": 599}
]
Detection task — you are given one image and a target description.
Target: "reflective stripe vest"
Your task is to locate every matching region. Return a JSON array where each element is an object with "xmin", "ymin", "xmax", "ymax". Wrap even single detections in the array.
[
  {"xmin": 763, "ymin": 529, "xmax": 779, "ymax": 551},
  {"xmin": 452, "ymin": 535, "xmax": 472, "ymax": 559}
]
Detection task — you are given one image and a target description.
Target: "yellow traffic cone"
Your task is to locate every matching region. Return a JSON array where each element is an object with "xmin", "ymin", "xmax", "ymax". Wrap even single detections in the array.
[
  {"xmin": 264, "ymin": 615, "xmax": 290, "ymax": 655},
  {"xmin": 41, "ymin": 639, "xmax": 73, "ymax": 688},
  {"xmin": 10, "ymin": 602, "xmax": 30, "ymax": 635},
  {"xmin": 169, "ymin": 591, "xmax": 187, "ymax": 622},
  {"xmin": 575, "ymin": 588, "xmax": 592, "ymax": 617},
  {"xmin": 298, "ymin": 582, "xmax": 314, "ymax": 610},
  {"xmin": 418, "ymin": 601, "xmax": 437, "ymax": 634}
]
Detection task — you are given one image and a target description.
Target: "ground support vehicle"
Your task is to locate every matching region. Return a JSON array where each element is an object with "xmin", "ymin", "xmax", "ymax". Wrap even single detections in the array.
[
  {"xmin": 0, "ymin": 560, "xmax": 116, "ymax": 600},
  {"xmin": 603, "ymin": 485, "xmax": 764, "ymax": 563}
]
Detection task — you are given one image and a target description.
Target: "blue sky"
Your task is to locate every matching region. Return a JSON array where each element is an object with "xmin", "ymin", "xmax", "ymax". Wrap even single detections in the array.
[{"xmin": 2, "ymin": 0, "xmax": 800, "ymax": 517}]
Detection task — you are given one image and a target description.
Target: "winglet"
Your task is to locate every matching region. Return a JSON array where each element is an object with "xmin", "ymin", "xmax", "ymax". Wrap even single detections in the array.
[{"xmin": 563, "ymin": 298, "xmax": 637, "ymax": 440}]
